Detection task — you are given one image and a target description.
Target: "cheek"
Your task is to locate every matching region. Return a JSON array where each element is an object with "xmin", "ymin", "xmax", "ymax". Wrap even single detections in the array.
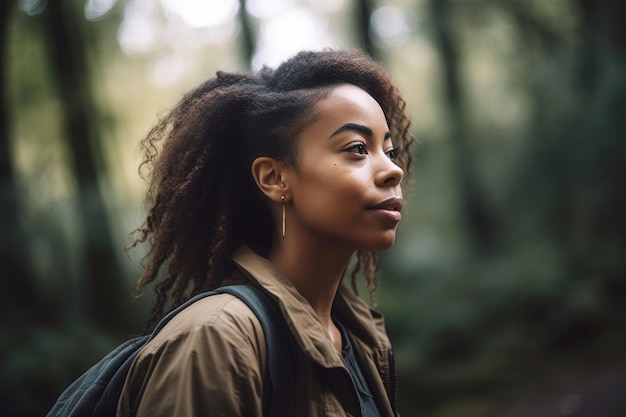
[
  {"xmin": 293, "ymin": 152, "xmax": 371, "ymax": 209},
  {"xmin": 299, "ymin": 167, "xmax": 367, "ymax": 213}
]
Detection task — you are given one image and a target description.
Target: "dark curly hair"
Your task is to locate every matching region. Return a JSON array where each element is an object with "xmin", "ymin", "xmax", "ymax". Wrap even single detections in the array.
[{"xmin": 128, "ymin": 49, "xmax": 415, "ymax": 327}]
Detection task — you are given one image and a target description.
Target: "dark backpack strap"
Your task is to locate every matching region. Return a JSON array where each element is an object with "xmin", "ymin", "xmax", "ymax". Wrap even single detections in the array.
[{"xmin": 213, "ymin": 285, "xmax": 297, "ymax": 417}]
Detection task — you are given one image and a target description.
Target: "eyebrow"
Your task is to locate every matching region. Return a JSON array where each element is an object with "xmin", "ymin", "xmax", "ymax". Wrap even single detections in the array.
[{"xmin": 329, "ymin": 122, "xmax": 391, "ymax": 140}]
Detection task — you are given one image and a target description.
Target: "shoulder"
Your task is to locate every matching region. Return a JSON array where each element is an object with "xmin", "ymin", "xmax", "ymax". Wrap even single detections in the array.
[
  {"xmin": 142, "ymin": 293, "xmax": 265, "ymax": 356},
  {"xmin": 119, "ymin": 293, "xmax": 267, "ymax": 416}
]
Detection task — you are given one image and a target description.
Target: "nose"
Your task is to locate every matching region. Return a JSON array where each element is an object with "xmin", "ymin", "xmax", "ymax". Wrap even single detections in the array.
[{"xmin": 376, "ymin": 153, "xmax": 404, "ymax": 187}]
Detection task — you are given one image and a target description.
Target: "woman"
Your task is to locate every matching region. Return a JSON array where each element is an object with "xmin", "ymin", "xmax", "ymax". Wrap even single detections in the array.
[{"xmin": 118, "ymin": 49, "xmax": 414, "ymax": 417}]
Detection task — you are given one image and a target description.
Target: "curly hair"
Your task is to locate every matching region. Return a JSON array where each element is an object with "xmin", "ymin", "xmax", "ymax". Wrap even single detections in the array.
[{"xmin": 128, "ymin": 49, "xmax": 415, "ymax": 327}]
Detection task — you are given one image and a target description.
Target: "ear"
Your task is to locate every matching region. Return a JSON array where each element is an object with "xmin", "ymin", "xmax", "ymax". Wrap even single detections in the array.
[{"xmin": 251, "ymin": 157, "xmax": 291, "ymax": 203}]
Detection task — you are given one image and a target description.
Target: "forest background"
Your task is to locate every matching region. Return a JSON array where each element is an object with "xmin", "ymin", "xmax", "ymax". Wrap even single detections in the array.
[{"xmin": 2, "ymin": 0, "xmax": 626, "ymax": 416}]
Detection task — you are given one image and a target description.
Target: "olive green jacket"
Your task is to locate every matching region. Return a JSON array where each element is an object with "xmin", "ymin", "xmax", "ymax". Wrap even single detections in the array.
[{"xmin": 117, "ymin": 246, "xmax": 399, "ymax": 417}]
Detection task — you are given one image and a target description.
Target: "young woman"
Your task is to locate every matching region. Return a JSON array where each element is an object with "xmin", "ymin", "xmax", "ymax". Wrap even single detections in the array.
[{"xmin": 118, "ymin": 49, "xmax": 414, "ymax": 417}]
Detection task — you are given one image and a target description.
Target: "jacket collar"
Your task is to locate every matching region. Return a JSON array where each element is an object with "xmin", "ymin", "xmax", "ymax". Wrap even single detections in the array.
[{"xmin": 231, "ymin": 245, "xmax": 390, "ymax": 368}]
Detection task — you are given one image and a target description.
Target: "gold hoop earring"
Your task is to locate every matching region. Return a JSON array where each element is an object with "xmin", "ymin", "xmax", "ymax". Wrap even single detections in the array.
[{"xmin": 281, "ymin": 195, "xmax": 286, "ymax": 240}]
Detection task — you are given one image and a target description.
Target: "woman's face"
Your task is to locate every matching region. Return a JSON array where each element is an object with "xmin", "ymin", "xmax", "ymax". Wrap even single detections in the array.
[{"xmin": 286, "ymin": 84, "xmax": 404, "ymax": 252}]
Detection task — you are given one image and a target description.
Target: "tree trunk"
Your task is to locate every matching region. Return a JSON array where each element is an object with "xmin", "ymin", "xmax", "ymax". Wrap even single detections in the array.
[
  {"xmin": 429, "ymin": 0, "xmax": 497, "ymax": 252},
  {"xmin": 43, "ymin": 0, "xmax": 127, "ymax": 334},
  {"xmin": 0, "ymin": 1, "xmax": 62, "ymax": 330},
  {"xmin": 237, "ymin": 0, "xmax": 255, "ymax": 68},
  {"xmin": 355, "ymin": 0, "xmax": 377, "ymax": 59}
]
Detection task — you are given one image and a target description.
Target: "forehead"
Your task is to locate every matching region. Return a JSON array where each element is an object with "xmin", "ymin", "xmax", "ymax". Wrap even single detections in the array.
[{"xmin": 314, "ymin": 84, "xmax": 386, "ymax": 121}]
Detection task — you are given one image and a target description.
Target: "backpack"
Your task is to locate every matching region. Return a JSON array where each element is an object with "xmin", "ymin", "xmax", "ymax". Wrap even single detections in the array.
[{"xmin": 47, "ymin": 284, "xmax": 296, "ymax": 417}]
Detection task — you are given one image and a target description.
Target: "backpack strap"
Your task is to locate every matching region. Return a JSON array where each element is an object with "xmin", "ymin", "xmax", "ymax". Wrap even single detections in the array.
[
  {"xmin": 213, "ymin": 285, "xmax": 297, "ymax": 417},
  {"xmin": 149, "ymin": 284, "xmax": 297, "ymax": 417}
]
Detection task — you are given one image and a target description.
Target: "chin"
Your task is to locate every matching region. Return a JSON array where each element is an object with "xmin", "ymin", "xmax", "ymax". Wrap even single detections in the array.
[{"xmin": 365, "ymin": 235, "xmax": 397, "ymax": 251}]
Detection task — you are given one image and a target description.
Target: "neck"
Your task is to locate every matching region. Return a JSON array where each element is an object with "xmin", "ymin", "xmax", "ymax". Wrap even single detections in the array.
[{"xmin": 268, "ymin": 238, "xmax": 353, "ymax": 327}]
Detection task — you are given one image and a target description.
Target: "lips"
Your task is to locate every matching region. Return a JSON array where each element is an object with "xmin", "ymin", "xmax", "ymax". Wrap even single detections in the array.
[
  {"xmin": 368, "ymin": 197, "xmax": 403, "ymax": 222},
  {"xmin": 369, "ymin": 197, "xmax": 403, "ymax": 212}
]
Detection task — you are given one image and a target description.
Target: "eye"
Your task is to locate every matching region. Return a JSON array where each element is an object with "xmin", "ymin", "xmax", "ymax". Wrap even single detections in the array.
[
  {"xmin": 346, "ymin": 142, "xmax": 368, "ymax": 155},
  {"xmin": 385, "ymin": 148, "xmax": 398, "ymax": 160}
]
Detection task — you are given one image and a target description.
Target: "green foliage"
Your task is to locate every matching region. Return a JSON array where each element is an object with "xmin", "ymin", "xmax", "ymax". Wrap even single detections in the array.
[
  {"xmin": 0, "ymin": 321, "xmax": 120, "ymax": 416},
  {"xmin": 375, "ymin": 1, "xmax": 626, "ymax": 415}
]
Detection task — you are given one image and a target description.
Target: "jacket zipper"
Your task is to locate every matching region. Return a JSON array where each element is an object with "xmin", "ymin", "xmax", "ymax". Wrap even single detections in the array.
[{"xmin": 389, "ymin": 349, "xmax": 399, "ymax": 417}]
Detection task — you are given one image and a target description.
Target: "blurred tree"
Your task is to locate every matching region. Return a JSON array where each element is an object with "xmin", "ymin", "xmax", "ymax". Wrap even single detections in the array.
[
  {"xmin": 355, "ymin": 0, "xmax": 377, "ymax": 59},
  {"xmin": 1, "ymin": 5, "xmax": 63, "ymax": 416},
  {"xmin": 428, "ymin": 0, "xmax": 498, "ymax": 252},
  {"xmin": 569, "ymin": 0, "xmax": 626, "ymax": 250},
  {"xmin": 237, "ymin": 0, "xmax": 255, "ymax": 68},
  {"xmin": 384, "ymin": 1, "xmax": 626, "ymax": 415},
  {"xmin": 0, "ymin": 0, "xmax": 58, "ymax": 329},
  {"xmin": 42, "ymin": 0, "xmax": 127, "ymax": 334},
  {"xmin": 501, "ymin": 0, "xmax": 626, "ymax": 259}
]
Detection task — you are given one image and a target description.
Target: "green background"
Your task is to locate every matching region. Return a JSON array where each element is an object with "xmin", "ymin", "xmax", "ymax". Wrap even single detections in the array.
[{"xmin": 2, "ymin": 0, "xmax": 625, "ymax": 416}]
